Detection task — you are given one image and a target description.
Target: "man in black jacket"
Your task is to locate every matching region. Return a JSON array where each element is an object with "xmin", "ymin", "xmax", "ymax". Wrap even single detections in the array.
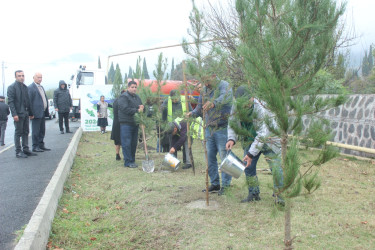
[
  {"xmin": 28, "ymin": 72, "xmax": 51, "ymax": 152},
  {"xmin": 7, "ymin": 70, "xmax": 37, "ymax": 158},
  {"xmin": 118, "ymin": 81, "xmax": 144, "ymax": 168},
  {"xmin": 53, "ymin": 80, "xmax": 73, "ymax": 134},
  {"xmin": 0, "ymin": 95, "xmax": 10, "ymax": 146}
]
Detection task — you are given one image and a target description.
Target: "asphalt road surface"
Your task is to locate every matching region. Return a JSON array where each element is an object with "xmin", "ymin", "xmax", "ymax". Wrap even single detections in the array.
[{"xmin": 0, "ymin": 118, "xmax": 80, "ymax": 250}]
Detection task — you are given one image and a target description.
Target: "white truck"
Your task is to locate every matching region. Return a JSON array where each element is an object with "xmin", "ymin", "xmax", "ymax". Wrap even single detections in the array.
[{"xmin": 69, "ymin": 65, "xmax": 107, "ymax": 120}]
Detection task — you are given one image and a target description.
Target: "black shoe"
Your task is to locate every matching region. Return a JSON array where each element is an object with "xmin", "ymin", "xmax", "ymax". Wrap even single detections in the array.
[
  {"xmin": 32, "ymin": 147, "xmax": 44, "ymax": 152},
  {"xmin": 218, "ymin": 187, "xmax": 227, "ymax": 196},
  {"xmin": 241, "ymin": 193, "xmax": 261, "ymax": 203},
  {"xmin": 202, "ymin": 185, "xmax": 220, "ymax": 193},
  {"xmin": 16, "ymin": 152, "xmax": 28, "ymax": 158},
  {"xmin": 66, "ymin": 130, "xmax": 73, "ymax": 133},
  {"xmin": 40, "ymin": 146, "xmax": 51, "ymax": 151},
  {"xmin": 60, "ymin": 131, "xmax": 65, "ymax": 134},
  {"xmin": 275, "ymin": 196, "xmax": 285, "ymax": 206},
  {"xmin": 125, "ymin": 164, "xmax": 138, "ymax": 168},
  {"xmin": 24, "ymin": 150, "xmax": 38, "ymax": 156},
  {"xmin": 182, "ymin": 164, "xmax": 192, "ymax": 169},
  {"xmin": 1, "ymin": 143, "xmax": 5, "ymax": 146},
  {"xmin": 116, "ymin": 154, "xmax": 121, "ymax": 161}
]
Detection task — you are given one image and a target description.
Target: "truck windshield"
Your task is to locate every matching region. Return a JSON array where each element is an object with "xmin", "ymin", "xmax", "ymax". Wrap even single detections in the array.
[{"xmin": 77, "ymin": 72, "xmax": 94, "ymax": 85}]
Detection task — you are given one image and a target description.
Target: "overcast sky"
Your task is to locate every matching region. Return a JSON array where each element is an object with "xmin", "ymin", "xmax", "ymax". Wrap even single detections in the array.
[{"xmin": 0, "ymin": 0, "xmax": 374, "ymax": 94}]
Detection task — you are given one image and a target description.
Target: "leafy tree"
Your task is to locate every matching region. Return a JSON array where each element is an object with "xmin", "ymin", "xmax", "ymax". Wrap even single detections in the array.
[
  {"xmin": 111, "ymin": 64, "xmax": 125, "ymax": 99},
  {"xmin": 235, "ymin": 0, "xmax": 346, "ymax": 248},
  {"xmin": 142, "ymin": 58, "xmax": 150, "ymax": 79},
  {"xmin": 107, "ymin": 62, "xmax": 115, "ymax": 84},
  {"xmin": 98, "ymin": 56, "xmax": 102, "ymax": 69}
]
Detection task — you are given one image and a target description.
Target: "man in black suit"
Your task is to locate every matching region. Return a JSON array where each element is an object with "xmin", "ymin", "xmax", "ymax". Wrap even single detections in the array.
[
  {"xmin": 28, "ymin": 72, "xmax": 51, "ymax": 152},
  {"xmin": 7, "ymin": 70, "xmax": 37, "ymax": 158}
]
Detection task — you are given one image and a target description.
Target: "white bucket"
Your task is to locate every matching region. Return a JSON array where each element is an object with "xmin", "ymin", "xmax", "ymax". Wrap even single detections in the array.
[
  {"xmin": 163, "ymin": 153, "xmax": 181, "ymax": 170},
  {"xmin": 219, "ymin": 151, "xmax": 245, "ymax": 179}
]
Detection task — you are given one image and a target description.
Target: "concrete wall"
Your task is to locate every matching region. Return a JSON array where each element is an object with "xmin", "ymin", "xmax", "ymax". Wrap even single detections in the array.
[{"xmin": 303, "ymin": 94, "xmax": 375, "ymax": 158}]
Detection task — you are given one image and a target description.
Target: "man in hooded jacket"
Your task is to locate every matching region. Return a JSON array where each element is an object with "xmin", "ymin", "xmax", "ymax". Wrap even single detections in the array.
[{"xmin": 53, "ymin": 80, "xmax": 73, "ymax": 134}]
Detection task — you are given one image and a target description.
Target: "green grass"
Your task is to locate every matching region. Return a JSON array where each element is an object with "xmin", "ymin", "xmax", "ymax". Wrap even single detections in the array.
[{"xmin": 48, "ymin": 132, "xmax": 375, "ymax": 249}]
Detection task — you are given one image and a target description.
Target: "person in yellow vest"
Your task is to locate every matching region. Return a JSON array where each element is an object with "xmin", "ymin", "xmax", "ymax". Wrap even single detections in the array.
[{"xmin": 162, "ymin": 90, "xmax": 193, "ymax": 169}]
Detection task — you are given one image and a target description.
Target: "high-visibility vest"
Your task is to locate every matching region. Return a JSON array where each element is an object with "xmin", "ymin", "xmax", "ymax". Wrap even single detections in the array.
[
  {"xmin": 173, "ymin": 117, "xmax": 204, "ymax": 141},
  {"xmin": 168, "ymin": 96, "xmax": 186, "ymax": 122}
]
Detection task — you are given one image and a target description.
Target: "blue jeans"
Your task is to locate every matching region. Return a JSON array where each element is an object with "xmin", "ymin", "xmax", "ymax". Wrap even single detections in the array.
[
  {"xmin": 120, "ymin": 124, "xmax": 139, "ymax": 166},
  {"xmin": 206, "ymin": 127, "xmax": 232, "ymax": 187},
  {"xmin": 244, "ymin": 144, "xmax": 283, "ymax": 195}
]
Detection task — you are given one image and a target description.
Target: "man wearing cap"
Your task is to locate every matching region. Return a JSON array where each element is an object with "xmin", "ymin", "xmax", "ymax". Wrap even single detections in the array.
[
  {"xmin": 165, "ymin": 117, "xmax": 192, "ymax": 169},
  {"xmin": 53, "ymin": 80, "xmax": 73, "ymax": 134},
  {"xmin": 162, "ymin": 89, "xmax": 193, "ymax": 169},
  {"xmin": 0, "ymin": 95, "xmax": 10, "ymax": 146},
  {"xmin": 7, "ymin": 70, "xmax": 37, "ymax": 158},
  {"xmin": 28, "ymin": 72, "xmax": 51, "ymax": 152}
]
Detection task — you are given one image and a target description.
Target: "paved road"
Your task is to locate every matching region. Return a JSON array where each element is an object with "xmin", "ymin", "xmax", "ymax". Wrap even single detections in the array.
[{"xmin": 0, "ymin": 118, "xmax": 80, "ymax": 250}]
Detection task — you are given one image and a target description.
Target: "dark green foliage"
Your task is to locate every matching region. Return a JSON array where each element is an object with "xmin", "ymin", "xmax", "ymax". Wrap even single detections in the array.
[
  {"xmin": 170, "ymin": 58, "xmax": 175, "ymax": 80},
  {"xmin": 111, "ymin": 65, "xmax": 125, "ymax": 99},
  {"xmin": 128, "ymin": 66, "xmax": 133, "ymax": 80},
  {"xmin": 302, "ymin": 171, "xmax": 321, "ymax": 194},
  {"xmin": 107, "ymin": 62, "xmax": 115, "ymax": 84},
  {"xmin": 98, "ymin": 56, "xmax": 102, "ymax": 69},
  {"xmin": 142, "ymin": 58, "xmax": 150, "ymax": 79}
]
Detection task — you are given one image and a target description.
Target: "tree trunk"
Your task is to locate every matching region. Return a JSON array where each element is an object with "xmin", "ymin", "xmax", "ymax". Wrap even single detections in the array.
[{"xmin": 284, "ymin": 199, "xmax": 293, "ymax": 250}]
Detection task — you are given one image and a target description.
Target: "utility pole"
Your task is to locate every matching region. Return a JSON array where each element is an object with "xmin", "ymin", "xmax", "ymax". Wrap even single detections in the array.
[{"xmin": 1, "ymin": 61, "xmax": 6, "ymax": 96}]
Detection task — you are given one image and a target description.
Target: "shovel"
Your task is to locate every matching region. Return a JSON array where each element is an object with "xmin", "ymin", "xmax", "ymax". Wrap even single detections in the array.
[{"xmin": 140, "ymin": 124, "xmax": 154, "ymax": 173}]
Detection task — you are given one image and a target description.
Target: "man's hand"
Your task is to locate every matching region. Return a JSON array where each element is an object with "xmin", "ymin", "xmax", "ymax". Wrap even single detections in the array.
[
  {"xmin": 29, "ymin": 116, "xmax": 34, "ymax": 120},
  {"xmin": 243, "ymin": 155, "xmax": 252, "ymax": 168},
  {"xmin": 226, "ymin": 140, "xmax": 234, "ymax": 151},
  {"xmin": 55, "ymin": 108, "xmax": 58, "ymax": 111},
  {"xmin": 138, "ymin": 105, "xmax": 144, "ymax": 113},
  {"xmin": 203, "ymin": 101, "xmax": 214, "ymax": 112},
  {"xmin": 169, "ymin": 147, "xmax": 176, "ymax": 154},
  {"xmin": 13, "ymin": 115, "xmax": 19, "ymax": 122}
]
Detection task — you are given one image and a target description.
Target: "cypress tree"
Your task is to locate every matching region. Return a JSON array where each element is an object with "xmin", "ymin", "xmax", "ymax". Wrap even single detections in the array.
[
  {"xmin": 235, "ymin": 0, "xmax": 346, "ymax": 248},
  {"xmin": 142, "ymin": 58, "xmax": 150, "ymax": 79},
  {"xmin": 128, "ymin": 66, "xmax": 133, "ymax": 80},
  {"xmin": 170, "ymin": 58, "xmax": 175, "ymax": 80},
  {"xmin": 111, "ymin": 65, "xmax": 125, "ymax": 99},
  {"xmin": 98, "ymin": 56, "xmax": 102, "ymax": 69},
  {"xmin": 108, "ymin": 62, "xmax": 115, "ymax": 84}
]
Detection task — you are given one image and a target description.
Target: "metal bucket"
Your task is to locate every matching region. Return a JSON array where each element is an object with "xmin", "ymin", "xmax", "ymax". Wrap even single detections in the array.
[
  {"xmin": 219, "ymin": 151, "xmax": 245, "ymax": 179},
  {"xmin": 163, "ymin": 153, "xmax": 181, "ymax": 170}
]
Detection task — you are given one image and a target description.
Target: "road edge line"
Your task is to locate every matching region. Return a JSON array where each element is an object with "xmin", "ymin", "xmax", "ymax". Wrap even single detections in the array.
[{"xmin": 14, "ymin": 127, "xmax": 83, "ymax": 250}]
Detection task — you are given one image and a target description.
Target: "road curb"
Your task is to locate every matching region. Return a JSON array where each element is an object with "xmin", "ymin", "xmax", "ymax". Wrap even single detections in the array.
[{"xmin": 14, "ymin": 127, "xmax": 83, "ymax": 250}]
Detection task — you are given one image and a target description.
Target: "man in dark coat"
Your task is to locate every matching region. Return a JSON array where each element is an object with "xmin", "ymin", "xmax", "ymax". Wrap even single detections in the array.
[
  {"xmin": 28, "ymin": 72, "xmax": 51, "ymax": 152},
  {"xmin": 118, "ymin": 81, "xmax": 144, "ymax": 168},
  {"xmin": 0, "ymin": 95, "xmax": 10, "ymax": 146},
  {"xmin": 7, "ymin": 70, "xmax": 37, "ymax": 158},
  {"xmin": 53, "ymin": 80, "xmax": 73, "ymax": 134}
]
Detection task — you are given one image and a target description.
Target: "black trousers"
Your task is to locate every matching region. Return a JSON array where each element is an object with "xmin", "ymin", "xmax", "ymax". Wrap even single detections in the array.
[
  {"xmin": 14, "ymin": 115, "xmax": 29, "ymax": 153},
  {"xmin": 31, "ymin": 116, "xmax": 46, "ymax": 150},
  {"xmin": 58, "ymin": 112, "xmax": 70, "ymax": 132}
]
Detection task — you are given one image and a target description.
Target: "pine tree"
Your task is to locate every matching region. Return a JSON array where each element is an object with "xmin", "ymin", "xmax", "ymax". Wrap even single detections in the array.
[
  {"xmin": 142, "ymin": 58, "xmax": 150, "ymax": 79},
  {"xmin": 235, "ymin": 0, "xmax": 346, "ymax": 248},
  {"xmin": 108, "ymin": 62, "xmax": 115, "ymax": 84},
  {"xmin": 98, "ymin": 56, "xmax": 102, "ymax": 69}
]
